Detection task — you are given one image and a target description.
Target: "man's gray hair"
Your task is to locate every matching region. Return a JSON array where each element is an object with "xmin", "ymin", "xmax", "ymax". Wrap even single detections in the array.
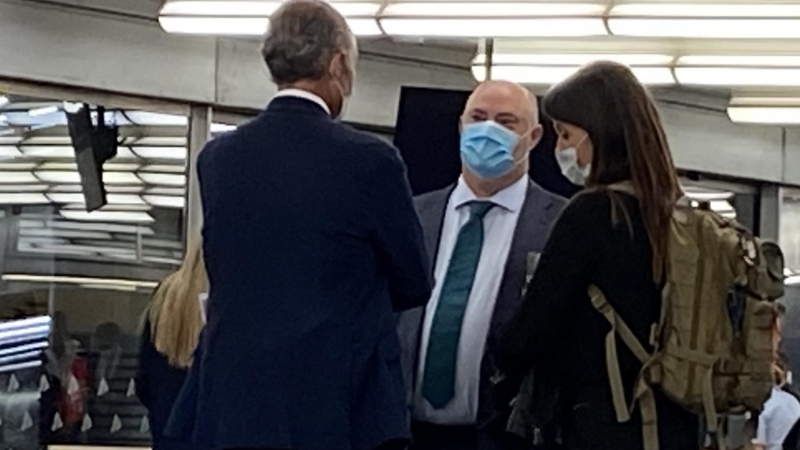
[{"xmin": 262, "ymin": 0, "xmax": 355, "ymax": 85}]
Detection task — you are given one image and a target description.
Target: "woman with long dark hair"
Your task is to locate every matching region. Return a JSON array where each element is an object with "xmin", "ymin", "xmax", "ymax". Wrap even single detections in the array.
[{"xmin": 497, "ymin": 61, "xmax": 698, "ymax": 449}]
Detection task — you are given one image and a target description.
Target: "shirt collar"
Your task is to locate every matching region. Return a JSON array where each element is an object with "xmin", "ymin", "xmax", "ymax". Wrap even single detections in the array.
[
  {"xmin": 272, "ymin": 89, "xmax": 331, "ymax": 115},
  {"xmin": 451, "ymin": 175, "xmax": 529, "ymax": 213}
]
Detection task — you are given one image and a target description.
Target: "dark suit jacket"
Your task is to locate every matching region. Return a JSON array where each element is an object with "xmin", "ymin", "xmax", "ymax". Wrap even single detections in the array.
[
  {"xmin": 397, "ymin": 181, "xmax": 566, "ymax": 446},
  {"xmin": 167, "ymin": 96, "xmax": 432, "ymax": 450}
]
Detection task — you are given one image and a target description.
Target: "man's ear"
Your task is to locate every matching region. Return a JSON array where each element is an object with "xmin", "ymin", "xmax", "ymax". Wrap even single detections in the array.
[{"xmin": 528, "ymin": 124, "xmax": 544, "ymax": 148}]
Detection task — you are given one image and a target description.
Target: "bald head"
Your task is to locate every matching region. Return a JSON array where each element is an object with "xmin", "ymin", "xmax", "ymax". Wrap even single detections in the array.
[
  {"xmin": 464, "ymin": 80, "xmax": 539, "ymax": 128},
  {"xmin": 459, "ymin": 80, "xmax": 544, "ymax": 188}
]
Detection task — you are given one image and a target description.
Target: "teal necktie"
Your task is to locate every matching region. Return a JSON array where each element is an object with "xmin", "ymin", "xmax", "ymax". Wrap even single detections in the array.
[{"xmin": 422, "ymin": 201, "xmax": 496, "ymax": 409}]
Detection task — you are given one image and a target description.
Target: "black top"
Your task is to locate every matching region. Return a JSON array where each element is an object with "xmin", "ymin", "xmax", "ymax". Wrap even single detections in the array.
[
  {"xmin": 136, "ymin": 318, "xmax": 191, "ymax": 450},
  {"xmin": 498, "ymin": 190, "xmax": 698, "ymax": 450}
]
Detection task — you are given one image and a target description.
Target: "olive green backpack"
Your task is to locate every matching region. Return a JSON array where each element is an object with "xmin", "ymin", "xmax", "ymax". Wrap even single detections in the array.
[{"xmin": 591, "ymin": 187, "xmax": 785, "ymax": 450}]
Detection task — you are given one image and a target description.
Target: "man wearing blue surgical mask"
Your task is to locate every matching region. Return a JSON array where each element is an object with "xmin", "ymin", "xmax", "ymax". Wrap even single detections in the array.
[{"xmin": 398, "ymin": 81, "xmax": 567, "ymax": 450}]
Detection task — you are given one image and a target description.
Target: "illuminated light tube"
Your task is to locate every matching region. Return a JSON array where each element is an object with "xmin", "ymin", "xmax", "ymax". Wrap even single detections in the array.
[
  {"xmin": 727, "ymin": 105, "xmax": 800, "ymax": 125},
  {"xmin": 380, "ymin": 18, "xmax": 606, "ymax": 38},
  {"xmin": 0, "ymin": 341, "xmax": 48, "ymax": 358},
  {"xmin": 59, "ymin": 210, "xmax": 155, "ymax": 223},
  {"xmin": 0, "ymin": 193, "xmax": 50, "ymax": 204},
  {"xmin": 677, "ymin": 55, "xmax": 800, "ymax": 67},
  {"xmin": 0, "ymin": 360, "xmax": 42, "ymax": 374},
  {"xmin": 19, "ymin": 146, "xmax": 75, "ymax": 158},
  {"xmin": 472, "ymin": 65, "xmax": 675, "ymax": 85},
  {"xmin": 143, "ymin": 195, "xmax": 186, "ymax": 209},
  {"xmin": 1, "ymin": 274, "xmax": 159, "ymax": 289},
  {"xmin": 159, "ymin": 0, "xmax": 382, "ymax": 36},
  {"xmin": 0, "ymin": 171, "xmax": 39, "ymax": 183},
  {"xmin": 608, "ymin": 3, "xmax": 800, "ymax": 39},
  {"xmin": 675, "ymin": 68, "xmax": 800, "ymax": 87},
  {"xmin": 138, "ymin": 173, "xmax": 187, "ymax": 187},
  {"xmin": 28, "ymin": 106, "xmax": 59, "ymax": 117},
  {"xmin": 474, "ymin": 53, "xmax": 675, "ymax": 67},
  {"xmin": 0, "ymin": 326, "xmax": 51, "ymax": 346},
  {"xmin": 786, "ymin": 274, "xmax": 800, "ymax": 285}
]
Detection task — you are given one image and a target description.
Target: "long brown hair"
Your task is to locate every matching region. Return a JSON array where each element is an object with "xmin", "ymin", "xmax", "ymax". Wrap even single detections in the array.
[
  {"xmin": 148, "ymin": 241, "xmax": 207, "ymax": 368},
  {"xmin": 543, "ymin": 61, "xmax": 681, "ymax": 280}
]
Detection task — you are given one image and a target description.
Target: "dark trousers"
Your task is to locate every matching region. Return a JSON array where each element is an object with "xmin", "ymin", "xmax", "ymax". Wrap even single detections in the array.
[{"xmin": 411, "ymin": 421, "xmax": 479, "ymax": 450}]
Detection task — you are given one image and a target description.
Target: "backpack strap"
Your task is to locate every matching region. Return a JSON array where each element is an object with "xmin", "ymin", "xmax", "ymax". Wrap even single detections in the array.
[{"xmin": 588, "ymin": 285, "xmax": 660, "ymax": 450}]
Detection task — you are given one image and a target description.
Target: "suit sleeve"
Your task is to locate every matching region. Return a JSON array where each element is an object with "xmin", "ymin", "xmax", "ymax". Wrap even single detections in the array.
[
  {"xmin": 367, "ymin": 147, "xmax": 433, "ymax": 312},
  {"xmin": 496, "ymin": 194, "xmax": 604, "ymax": 378}
]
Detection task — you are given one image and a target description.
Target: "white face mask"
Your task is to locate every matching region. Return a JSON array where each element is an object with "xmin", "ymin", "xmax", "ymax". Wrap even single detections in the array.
[{"xmin": 555, "ymin": 135, "xmax": 591, "ymax": 186}]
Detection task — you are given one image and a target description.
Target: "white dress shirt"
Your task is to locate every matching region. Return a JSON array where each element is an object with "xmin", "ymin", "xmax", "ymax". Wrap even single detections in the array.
[
  {"xmin": 272, "ymin": 88, "xmax": 331, "ymax": 115},
  {"xmin": 754, "ymin": 387, "xmax": 800, "ymax": 450},
  {"xmin": 413, "ymin": 175, "xmax": 529, "ymax": 425}
]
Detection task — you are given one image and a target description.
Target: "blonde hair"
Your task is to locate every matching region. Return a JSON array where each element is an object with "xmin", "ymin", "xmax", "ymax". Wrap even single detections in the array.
[{"xmin": 148, "ymin": 242, "xmax": 207, "ymax": 368}]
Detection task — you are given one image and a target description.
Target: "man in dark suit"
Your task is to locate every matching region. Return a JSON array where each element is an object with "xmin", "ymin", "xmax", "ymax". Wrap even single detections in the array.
[
  {"xmin": 173, "ymin": 1, "xmax": 433, "ymax": 449},
  {"xmin": 398, "ymin": 81, "xmax": 567, "ymax": 450}
]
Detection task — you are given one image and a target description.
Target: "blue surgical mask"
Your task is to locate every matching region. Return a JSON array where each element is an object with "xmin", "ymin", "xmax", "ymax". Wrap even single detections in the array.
[{"xmin": 460, "ymin": 121, "xmax": 521, "ymax": 179}]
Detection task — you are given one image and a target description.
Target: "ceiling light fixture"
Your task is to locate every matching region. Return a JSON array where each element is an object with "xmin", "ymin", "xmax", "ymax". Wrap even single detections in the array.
[
  {"xmin": 727, "ymin": 96, "xmax": 800, "ymax": 125},
  {"xmin": 59, "ymin": 210, "xmax": 155, "ymax": 223},
  {"xmin": 0, "ymin": 193, "xmax": 50, "ymax": 204},
  {"xmin": 0, "ymin": 96, "xmax": 8, "ymax": 108},
  {"xmin": 159, "ymin": 0, "xmax": 383, "ymax": 36},
  {"xmin": 27, "ymin": 106, "xmax": 59, "ymax": 117},
  {"xmin": 472, "ymin": 64, "xmax": 676, "ymax": 85},
  {"xmin": 608, "ymin": 3, "xmax": 800, "ymax": 39}
]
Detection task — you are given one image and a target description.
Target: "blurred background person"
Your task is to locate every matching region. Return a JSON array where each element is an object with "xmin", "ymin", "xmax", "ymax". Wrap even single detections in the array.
[
  {"xmin": 753, "ymin": 362, "xmax": 800, "ymax": 450},
  {"xmin": 136, "ymin": 242, "xmax": 206, "ymax": 450},
  {"xmin": 398, "ymin": 80, "xmax": 566, "ymax": 450},
  {"xmin": 166, "ymin": 1, "xmax": 432, "ymax": 450},
  {"xmin": 497, "ymin": 61, "xmax": 698, "ymax": 450}
]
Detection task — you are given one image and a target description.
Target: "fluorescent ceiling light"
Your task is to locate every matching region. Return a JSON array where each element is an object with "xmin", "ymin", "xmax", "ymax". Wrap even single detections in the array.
[
  {"xmin": 20, "ymin": 146, "xmax": 74, "ymax": 158},
  {"xmin": 472, "ymin": 65, "xmax": 675, "ymax": 85},
  {"xmin": 608, "ymin": 19, "xmax": 800, "ymax": 39},
  {"xmin": 0, "ymin": 193, "xmax": 49, "ymax": 204},
  {"xmin": 380, "ymin": 18, "xmax": 606, "ymax": 37},
  {"xmin": 475, "ymin": 53, "xmax": 674, "ymax": 66},
  {"xmin": 38, "ymin": 162, "xmax": 77, "ymax": 171},
  {"xmin": 0, "ymin": 96, "xmax": 8, "ymax": 108},
  {"xmin": 730, "ymin": 96, "xmax": 800, "ymax": 107},
  {"xmin": 113, "ymin": 147, "xmax": 138, "ymax": 159},
  {"xmin": 105, "ymin": 163, "xmax": 141, "ymax": 171},
  {"xmin": 709, "ymin": 200, "xmax": 734, "ymax": 213},
  {"xmin": 60, "ymin": 210, "xmax": 155, "ymax": 223},
  {"xmin": 0, "ymin": 146, "xmax": 21, "ymax": 158},
  {"xmin": 160, "ymin": 16, "xmax": 381, "ymax": 36},
  {"xmin": 0, "ymin": 115, "xmax": 7, "ymax": 123},
  {"xmin": 1, "ymin": 274, "xmax": 158, "ymax": 289},
  {"xmin": 141, "ymin": 164, "xmax": 186, "ymax": 174},
  {"xmin": 211, "ymin": 123, "xmax": 238, "ymax": 133},
  {"xmin": 138, "ymin": 173, "xmax": 186, "ymax": 186},
  {"xmin": 677, "ymin": 55, "xmax": 800, "ymax": 67},
  {"xmin": 130, "ymin": 147, "xmax": 187, "ymax": 160},
  {"xmin": 106, "ymin": 185, "xmax": 146, "ymax": 193},
  {"xmin": 47, "ymin": 194, "xmax": 145, "ymax": 205},
  {"xmin": 0, "ymin": 162, "xmax": 37, "ymax": 170},
  {"xmin": 161, "ymin": 0, "xmax": 381, "ymax": 17},
  {"xmin": 727, "ymin": 106, "xmax": 800, "ymax": 125},
  {"xmin": 22, "ymin": 136, "xmax": 72, "ymax": 145},
  {"xmin": 19, "ymin": 228, "xmax": 113, "ymax": 240},
  {"xmin": 102, "ymin": 172, "xmax": 143, "ymax": 185},
  {"xmin": 35, "ymin": 171, "xmax": 80, "ymax": 183},
  {"xmin": 611, "ymin": 3, "xmax": 800, "ymax": 17},
  {"xmin": 130, "ymin": 137, "xmax": 186, "ymax": 146},
  {"xmin": 28, "ymin": 106, "xmax": 59, "ymax": 117},
  {"xmin": 0, "ymin": 172, "xmax": 38, "ymax": 183},
  {"xmin": 0, "ymin": 184, "xmax": 48, "ymax": 192},
  {"xmin": 47, "ymin": 220, "xmax": 155, "ymax": 235},
  {"xmin": 382, "ymin": 2, "xmax": 607, "ymax": 16},
  {"xmin": 683, "ymin": 190, "xmax": 733, "ymax": 201},
  {"xmin": 146, "ymin": 187, "xmax": 186, "ymax": 196},
  {"xmin": 787, "ymin": 275, "xmax": 800, "ymax": 286},
  {"xmin": 144, "ymin": 195, "xmax": 186, "ymax": 209},
  {"xmin": 675, "ymin": 68, "xmax": 800, "ymax": 86}
]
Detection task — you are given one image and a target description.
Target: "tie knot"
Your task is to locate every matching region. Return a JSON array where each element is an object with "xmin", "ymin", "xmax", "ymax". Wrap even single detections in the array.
[{"xmin": 469, "ymin": 201, "xmax": 496, "ymax": 219}]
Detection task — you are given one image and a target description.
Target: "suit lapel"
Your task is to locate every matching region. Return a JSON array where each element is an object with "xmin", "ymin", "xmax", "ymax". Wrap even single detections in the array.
[{"xmin": 487, "ymin": 181, "xmax": 558, "ymax": 345}]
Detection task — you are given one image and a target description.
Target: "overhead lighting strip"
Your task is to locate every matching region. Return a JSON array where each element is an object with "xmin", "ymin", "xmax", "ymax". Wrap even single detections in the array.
[{"xmin": 158, "ymin": 1, "xmax": 800, "ymax": 39}]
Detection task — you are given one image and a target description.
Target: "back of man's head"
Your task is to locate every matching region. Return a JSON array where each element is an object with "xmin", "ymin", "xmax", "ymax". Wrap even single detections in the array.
[{"xmin": 262, "ymin": 0, "xmax": 355, "ymax": 86}]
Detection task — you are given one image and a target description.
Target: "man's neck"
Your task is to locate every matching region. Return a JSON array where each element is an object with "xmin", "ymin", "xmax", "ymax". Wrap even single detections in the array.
[
  {"xmin": 462, "ymin": 166, "xmax": 527, "ymax": 198},
  {"xmin": 281, "ymin": 81, "xmax": 334, "ymax": 112}
]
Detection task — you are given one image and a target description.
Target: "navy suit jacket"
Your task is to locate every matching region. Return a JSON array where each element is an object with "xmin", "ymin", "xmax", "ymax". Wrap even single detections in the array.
[
  {"xmin": 168, "ymin": 97, "xmax": 432, "ymax": 450},
  {"xmin": 397, "ymin": 181, "xmax": 565, "ymax": 444}
]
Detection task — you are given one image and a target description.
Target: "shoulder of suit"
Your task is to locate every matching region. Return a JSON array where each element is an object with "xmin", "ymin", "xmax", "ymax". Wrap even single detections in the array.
[{"xmin": 413, "ymin": 186, "xmax": 452, "ymax": 212}]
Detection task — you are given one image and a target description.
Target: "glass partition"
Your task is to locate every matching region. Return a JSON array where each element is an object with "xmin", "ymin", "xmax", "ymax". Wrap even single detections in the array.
[{"xmin": 0, "ymin": 91, "xmax": 188, "ymax": 448}]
